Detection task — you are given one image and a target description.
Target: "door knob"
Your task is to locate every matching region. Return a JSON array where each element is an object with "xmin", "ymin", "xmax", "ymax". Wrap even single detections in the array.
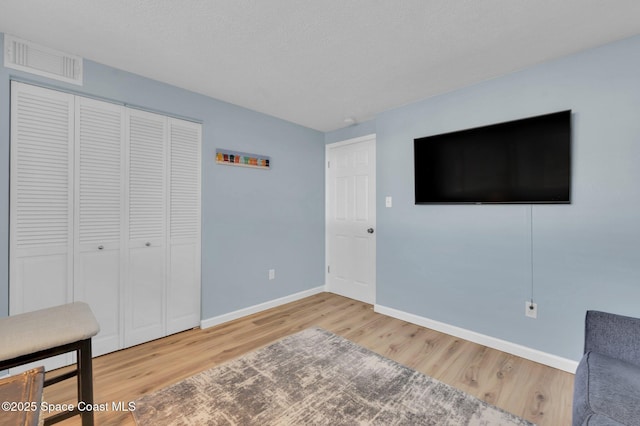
[
  {"xmin": 145, "ymin": 242, "xmax": 151, "ymax": 247},
  {"xmin": 367, "ymin": 228, "xmax": 374, "ymax": 234},
  {"xmin": 98, "ymin": 245, "xmax": 104, "ymax": 250}
]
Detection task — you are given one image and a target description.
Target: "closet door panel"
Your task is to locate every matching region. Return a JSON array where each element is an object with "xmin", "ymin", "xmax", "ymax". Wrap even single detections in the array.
[
  {"xmin": 9, "ymin": 81, "xmax": 74, "ymax": 372},
  {"xmin": 74, "ymin": 97, "xmax": 125, "ymax": 356},
  {"xmin": 10, "ymin": 82, "xmax": 74, "ymax": 313},
  {"xmin": 167, "ymin": 119, "xmax": 201, "ymax": 334},
  {"xmin": 76, "ymin": 250, "xmax": 120, "ymax": 355},
  {"xmin": 128, "ymin": 243, "xmax": 165, "ymax": 343},
  {"xmin": 125, "ymin": 109, "xmax": 167, "ymax": 347},
  {"xmin": 15, "ymin": 254, "xmax": 69, "ymax": 312},
  {"xmin": 167, "ymin": 242, "xmax": 200, "ymax": 333}
]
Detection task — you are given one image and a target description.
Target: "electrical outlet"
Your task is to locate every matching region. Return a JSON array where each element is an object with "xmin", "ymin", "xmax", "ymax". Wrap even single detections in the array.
[
  {"xmin": 268, "ymin": 269, "xmax": 275, "ymax": 280},
  {"xmin": 525, "ymin": 301, "xmax": 537, "ymax": 319}
]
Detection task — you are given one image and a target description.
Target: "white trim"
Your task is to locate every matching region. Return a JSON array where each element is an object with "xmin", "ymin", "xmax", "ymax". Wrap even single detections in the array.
[
  {"xmin": 9, "ymin": 77, "xmax": 203, "ymax": 125},
  {"xmin": 374, "ymin": 304, "xmax": 579, "ymax": 373},
  {"xmin": 200, "ymin": 286, "xmax": 325, "ymax": 329},
  {"xmin": 326, "ymin": 133, "xmax": 376, "ymax": 149}
]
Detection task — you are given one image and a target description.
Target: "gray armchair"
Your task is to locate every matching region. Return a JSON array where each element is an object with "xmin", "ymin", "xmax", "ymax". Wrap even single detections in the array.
[{"xmin": 573, "ymin": 311, "xmax": 640, "ymax": 425}]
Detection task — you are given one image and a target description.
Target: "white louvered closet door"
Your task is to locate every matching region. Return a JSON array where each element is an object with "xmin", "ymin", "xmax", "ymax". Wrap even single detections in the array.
[
  {"xmin": 74, "ymin": 97, "xmax": 125, "ymax": 356},
  {"xmin": 9, "ymin": 81, "xmax": 75, "ymax": 372},
  {"xmin": 167, "ymin": 118, "xmax": 201, "ymax": 334},
  {"xmin": 11, "ymin": 82, "xmax": 202, "ymax": 359},
  {"xmin": 125, "ymin": 109, "xmax": 168, "ymax": 347},
  {"xmin": 10, "ymin": 83, "xmax": 74, "ymax": 314}
]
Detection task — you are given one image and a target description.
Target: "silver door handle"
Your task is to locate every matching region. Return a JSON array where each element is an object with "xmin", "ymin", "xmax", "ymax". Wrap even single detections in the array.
[
  {"xmin": 367, "ymin": 228, "xmax": 374, "ymax": 234},
  {"xmin": 145, "ymin": 242, "xmax": 151, "ymax": 247},
  {"xmin": 98, "ymin": 245, "xmax": 104, "ymax": 250}
]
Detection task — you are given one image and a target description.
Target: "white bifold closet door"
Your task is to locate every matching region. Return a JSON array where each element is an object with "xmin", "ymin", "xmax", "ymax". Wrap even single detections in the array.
[
  {"xmin": 74, "ymin": 97, "xmax": 125, "ymax": 357},
  {"xmin": 167, "ymin": 119, "xmax": 202, "ymax": 334},
  {"xmin": 124, "ymin": 109, "xmax": 168, "ymax": 347},
  {"xmin": 10, "ymin": 81, "xmax": 202, "ymax": 365},
  {"xmin": 9, "ymin": 82, "xmax": 75, "ymax": 371}
]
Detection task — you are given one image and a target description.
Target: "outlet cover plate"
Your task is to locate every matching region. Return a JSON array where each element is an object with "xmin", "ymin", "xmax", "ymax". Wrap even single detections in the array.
[{"xmin": 525, "ymin": 301, "xmax": 538, "ymax": 319}]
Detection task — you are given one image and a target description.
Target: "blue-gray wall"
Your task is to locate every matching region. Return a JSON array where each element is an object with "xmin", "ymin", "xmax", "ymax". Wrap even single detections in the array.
[
  {"xmin": 0, "ymin": 32, "xmax": 325, "ymax": 320},
  {"xmin": 367, "ymin": 35, "xmax": 640, "ymax": 361}
]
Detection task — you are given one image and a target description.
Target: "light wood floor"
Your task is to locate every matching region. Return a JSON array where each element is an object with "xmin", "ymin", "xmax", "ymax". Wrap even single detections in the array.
[{"xmin": 45, "ymin": 292, "xmax": 574, "ymax": 425}]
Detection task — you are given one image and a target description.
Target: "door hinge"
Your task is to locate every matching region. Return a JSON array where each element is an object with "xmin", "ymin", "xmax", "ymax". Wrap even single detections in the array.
[
  {"xmin": 327, "ymin": 161, "xmax": 330, "ymax": 168},
  {"xmin": 327, "ymin": 265, "xmax": 330, "ymax": 273}
]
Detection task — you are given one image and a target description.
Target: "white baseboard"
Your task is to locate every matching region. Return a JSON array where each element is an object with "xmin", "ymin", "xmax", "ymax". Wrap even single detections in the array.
[
  {"xmin": 200, "ymin": 286, "xmax": 326, "ymax": 329},
  {"xmin": 374, "ymin": 304, "xmax": 579, "ymax": 374}
]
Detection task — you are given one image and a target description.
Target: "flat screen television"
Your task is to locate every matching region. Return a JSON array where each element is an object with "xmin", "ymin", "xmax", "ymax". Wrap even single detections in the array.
[{"xmin": 414, "ymin": 110, "xmax": 571, "ymax": 204}]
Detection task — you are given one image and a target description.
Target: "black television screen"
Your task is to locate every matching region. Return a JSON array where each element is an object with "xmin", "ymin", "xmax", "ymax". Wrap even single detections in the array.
[{"xmin": 414, "ymin": 110, "xmax": 571, "ymax": 204}]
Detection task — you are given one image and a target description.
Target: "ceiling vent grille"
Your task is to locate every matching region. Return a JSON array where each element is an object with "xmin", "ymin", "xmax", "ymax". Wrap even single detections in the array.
[{"xmin": 4, "ymin": 35, "xmax": 83, "ymax": 85}]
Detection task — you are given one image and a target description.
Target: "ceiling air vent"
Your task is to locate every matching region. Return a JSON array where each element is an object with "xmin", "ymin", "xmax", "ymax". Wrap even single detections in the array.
[{"xmin": 4, "ymin": 35, "xmax": 83, "ymax": 85}]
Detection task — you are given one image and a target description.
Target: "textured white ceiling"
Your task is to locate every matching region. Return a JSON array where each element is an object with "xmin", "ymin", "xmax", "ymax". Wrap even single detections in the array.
[{"xmin": 2, "ymin": 1, "xmax": 640, "ymax": 131}]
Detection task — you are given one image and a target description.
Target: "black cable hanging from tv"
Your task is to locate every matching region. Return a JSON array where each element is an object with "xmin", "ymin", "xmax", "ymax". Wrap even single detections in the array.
[{"xmin": 530, "ymin": 204, "xmax": 535, "ymax": 306}]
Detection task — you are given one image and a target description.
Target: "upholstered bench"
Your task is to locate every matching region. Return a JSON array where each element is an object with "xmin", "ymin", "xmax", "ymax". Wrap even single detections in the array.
[{"xmin": 0, "ymin": 302, "xmax": 100, "ymax": 426}]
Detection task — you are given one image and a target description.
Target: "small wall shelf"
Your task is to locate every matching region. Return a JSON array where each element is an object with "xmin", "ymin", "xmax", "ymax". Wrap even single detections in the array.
[{"xmin": 216, "ymin": 149, "xmax": 270, "ymax": 170}]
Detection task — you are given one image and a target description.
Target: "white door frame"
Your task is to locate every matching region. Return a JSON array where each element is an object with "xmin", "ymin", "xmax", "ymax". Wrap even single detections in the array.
[{"xmin": 325, "ymin": 133, "xmax": 377, "ymax": 304}]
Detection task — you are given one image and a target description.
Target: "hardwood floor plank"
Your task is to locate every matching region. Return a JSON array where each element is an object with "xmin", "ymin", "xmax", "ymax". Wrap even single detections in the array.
[
  {"xmin": 474, "ymin": 351, "xmax": 518, "ymax": 406},
  {"xmin": 40, "ymin": 292, "xmax": 573, "ymax": 425}
]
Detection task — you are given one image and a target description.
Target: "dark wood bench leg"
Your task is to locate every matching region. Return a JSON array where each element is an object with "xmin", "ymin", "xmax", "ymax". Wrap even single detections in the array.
[
  {"xmin": 2, "ymin": 338, "xmax": 96, "ymax": 426},
  {"xmin": 77, "ymin": 338, "xmax": 94, "ymax": 426}
]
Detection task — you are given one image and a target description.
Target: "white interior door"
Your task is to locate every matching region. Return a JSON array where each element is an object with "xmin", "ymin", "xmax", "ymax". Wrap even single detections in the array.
[{"xmin": 326, "ymin": 135, "xmax": 376, "ymax": 304}]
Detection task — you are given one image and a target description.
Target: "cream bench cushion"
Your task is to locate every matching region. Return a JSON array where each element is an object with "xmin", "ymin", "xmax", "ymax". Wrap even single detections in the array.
[{"xmin": 0, "ymin": 302, "xmax": 100, "ymax": 362}]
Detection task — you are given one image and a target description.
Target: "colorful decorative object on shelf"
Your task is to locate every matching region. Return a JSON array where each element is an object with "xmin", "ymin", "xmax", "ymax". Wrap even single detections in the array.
[{"xmin": 216, "ymin": 149, "xmax": 270, "ymax": 170}]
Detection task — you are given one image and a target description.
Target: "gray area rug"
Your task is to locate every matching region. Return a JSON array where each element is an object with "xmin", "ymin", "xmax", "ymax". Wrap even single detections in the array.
[{"xmin": 133, "ymin": 327, "xmax": 534, "ymax": 425}]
